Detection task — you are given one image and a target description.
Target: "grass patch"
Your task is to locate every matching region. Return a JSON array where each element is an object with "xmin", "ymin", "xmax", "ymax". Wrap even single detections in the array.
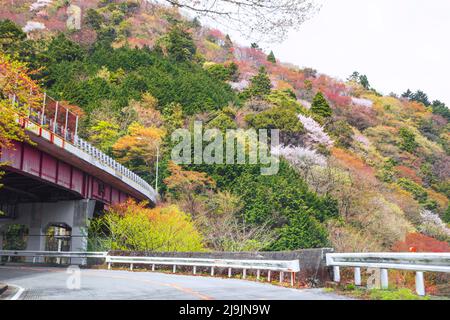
[{"xmin": 369, "ymin": 288, "xmax": 430, "ymax": 300}]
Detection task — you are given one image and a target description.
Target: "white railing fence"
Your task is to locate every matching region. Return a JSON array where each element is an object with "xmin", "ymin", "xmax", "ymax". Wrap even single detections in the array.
[
  {"xmin": 0, "ymin": 250, "xmax": 108, "ymax": 264},
  {"xmin": 0, "ymin": 250, "xmax": 300, "ymax": 286},
  {"xmin": 106, "ymin": 256, "xmax": 300, "ymax": 286},
  {"xmin": 326, "ymin": 252, "xmax": 450, "ymax": 296}
]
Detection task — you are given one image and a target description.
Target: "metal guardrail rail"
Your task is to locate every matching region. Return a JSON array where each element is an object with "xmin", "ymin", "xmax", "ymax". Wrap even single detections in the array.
[
  {"xmin": 0, "ymin": 250, "xmax": 300, "ymax": 286},
  {"xmin": 106, "ymin": 256, "xmax": 300, "ymax": 285},
  {"xmin": 326, "ymin": 252, "xmax": 450, "ymax": 296},
  {"xmin": 0, "ymin": 250, "xmax": 108, "ymax": 263}
]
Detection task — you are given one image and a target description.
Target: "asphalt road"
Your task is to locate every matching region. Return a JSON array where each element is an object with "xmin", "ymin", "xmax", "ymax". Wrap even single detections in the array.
[{"xmin": 0, "ymin": 265, "xmax": 349, "ymax": 300}]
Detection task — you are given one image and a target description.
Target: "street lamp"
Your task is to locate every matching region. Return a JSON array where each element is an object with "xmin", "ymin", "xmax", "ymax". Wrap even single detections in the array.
[
  {"xmin": 155, "ymin": 143, "xmax": 159, "ymax": 195},
  {"xmin": 136, "ymin": 136, "xmax": 160, "ymax": 194}
]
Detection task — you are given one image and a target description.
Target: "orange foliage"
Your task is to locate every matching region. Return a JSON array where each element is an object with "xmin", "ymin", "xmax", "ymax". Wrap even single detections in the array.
[
  {"xmin": 164, "ymin": 161, "xmax": 215, "ymax": 194},
  {"xmin": 275, "ymin": 80, "xmax": 295, "ymax": 91},
  {"xmin": 331, "ymin": 148, "xmax": 375, "ymax": 178}
]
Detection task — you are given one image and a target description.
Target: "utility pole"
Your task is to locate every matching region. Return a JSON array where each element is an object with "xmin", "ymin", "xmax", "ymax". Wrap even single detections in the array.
[{"xmin": 155, "ymin": 144, "xmax": 159, "ymax": 195}]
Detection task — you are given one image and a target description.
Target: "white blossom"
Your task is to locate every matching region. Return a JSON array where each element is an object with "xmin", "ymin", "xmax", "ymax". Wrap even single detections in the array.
[
  {"xmin": 298, "ymin": 99, "xmax": 311, "ymax": 110},
  {"xmin": 297, "ymin": 114, "xmax": 333, "ymax": 147},
  {"xmin": 30, "ymin": 0, "xmax": 52, "ymax": 11},
  {"xmin": 23, "ymin": 21, "xmax": 46, "ymax": 33},
  {"xmin": 419, "ymin": 209, "xmax": 450, "ymax": 237},
  {"xmin": 228, "ymin": 79, "xmax": 249, "ymax": 91},
  {"xmin": 272, "ymin": 146, "xmax": 327, "ymax": 169},
  {"xmin": 351, "ymin": 97, "xmax": 373, "ymax": 108}
]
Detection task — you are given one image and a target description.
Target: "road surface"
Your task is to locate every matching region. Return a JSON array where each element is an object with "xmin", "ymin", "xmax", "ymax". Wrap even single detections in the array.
[{"xmin": 0, "ymin": 265, "xmax": 348, "ymax": 300}]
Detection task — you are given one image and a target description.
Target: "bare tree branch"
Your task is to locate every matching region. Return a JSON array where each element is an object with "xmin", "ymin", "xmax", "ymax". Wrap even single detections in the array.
[{"xmin": 150, "ymin": 0, "xmax": 320, "ymax": 42}]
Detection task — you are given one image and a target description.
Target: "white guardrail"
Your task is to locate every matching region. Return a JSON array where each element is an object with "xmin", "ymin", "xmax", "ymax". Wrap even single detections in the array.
[
  {"xmin": 0, "ymin": 251, "xmax": 300, "ymax": 286},
  {"xmin": 0, "ymin": 250, "xmax": 108, "ymax": 263},
  {"xmin": 326, "ymin": 252, "xmax": 450, "ymax": 296}
]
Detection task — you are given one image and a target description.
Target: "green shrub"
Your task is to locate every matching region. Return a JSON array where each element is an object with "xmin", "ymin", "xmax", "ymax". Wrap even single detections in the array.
[
  {"xmin": 399, "ymin": 127, "xmax": 418, "ymax": 153},
  {"xmin": 397, "ymin": 178, "xmax": 428, "ymax": 204},
  {"xmin": 369, "ymin": 288, "xmax": 429, "ymax": 300}
]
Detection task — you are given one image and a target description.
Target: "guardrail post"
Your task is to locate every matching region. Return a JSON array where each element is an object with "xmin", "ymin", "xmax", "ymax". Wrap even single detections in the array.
[
  {"xmin": 333, "ymin": 266, "xmax": 340, "ymax": 282},
  {"xmin": 279, "ymin": 271, "xmax": 284, "ymax": 283},
  {"xmin": 152, "ymin": 264, "xmax": 155, "ymax": 271},
  {"xmin": 108, "ymin": 262, "xmax": 111, "ymax": 270},
  {"xmin": 268, "ymin": 271, "xmax": 271, "ymax": 282},
  {"xmin": 354, "ymin": 267, "xmax": 361, "ymax": 286},
  {"xmin": 415, "ymin": 272, "xmax": 425, "ymax": 296},
  {"xmin": 380, "ymin": 269, "xmax": 389, "ymax": 289},
  {"xmin": 193, "ymin": 266, "xmax": 196, "ymax": 275},
  {"xmin": 243, "ymin": 269, "xmax": 247, "ymax": 279},
  {"xmin": 256, "ymin": 269, "xmax": 260, "ymax": 280},
  {"xmin": 211, "ymin": 267, "xmax": 214, "ymax": 276},
  {"xmin": 228, "ymin": 268, "xmax": 232, "ymax": 278},
  {"xmin": 173, "ymin": 265, "xmax": 176, "ymax": 273},
  {"xmin": 290, "ymin": 272, "xmax": 295, "ymax": 286},
  {"xmin": 130, "ymin": 263, "xmax": 133, "ymax": 271}
]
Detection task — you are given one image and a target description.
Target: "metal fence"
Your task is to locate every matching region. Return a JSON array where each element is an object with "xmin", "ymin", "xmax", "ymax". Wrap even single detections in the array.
[{"xmin": 326, "ymin": 252, "xmax": 450, "ymax": 296}]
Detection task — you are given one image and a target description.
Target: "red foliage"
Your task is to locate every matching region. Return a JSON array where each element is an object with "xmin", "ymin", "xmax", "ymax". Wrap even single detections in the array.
[
  {"xmin": 331, "ymin": 148, "xmax": 376, "ymax": 181},
  {"xmin": 392, "ymin": 233, "xmax": 450, "ymax": 252},
  {"xmin": 208, "ymin": 28, "xmax": 224, "ymax": 39},
  {"xmin": 312, "ymin": 75, "xmax": 352, "ymax": 107},
  {"xmin": 394, "ymin": 166, "xmax": 423, "ymax": 184}
]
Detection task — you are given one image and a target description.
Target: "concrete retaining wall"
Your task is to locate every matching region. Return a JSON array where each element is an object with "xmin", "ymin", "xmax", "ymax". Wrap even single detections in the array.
[{"xmin": 109, "ymin": 248, "xmax": 335, "ymax": 286}]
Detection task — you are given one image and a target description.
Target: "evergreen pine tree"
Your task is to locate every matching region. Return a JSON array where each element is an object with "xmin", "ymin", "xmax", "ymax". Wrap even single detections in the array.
[
  {"xmin": 247, "ymin": 66, "xmax": 272, "ymax": 98},
  {"xmin": 311, "ymin": 92, "xmax": 332, "ymax": 118},
  {"xmin": 267, "ymin": 50, "xmax": 276, "ymax": 63}
]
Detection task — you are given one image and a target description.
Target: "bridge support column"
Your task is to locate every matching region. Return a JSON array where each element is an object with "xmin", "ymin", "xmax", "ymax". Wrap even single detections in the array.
[
  {"xmin": 26, "ymin": 227, "xmax": 46, "ymax": 263},
  {"xmin": 70, "ymin": 199, "xmax": 96, "ymax": 265}
]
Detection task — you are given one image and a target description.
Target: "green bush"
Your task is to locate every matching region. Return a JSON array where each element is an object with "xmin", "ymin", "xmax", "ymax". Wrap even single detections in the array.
[
  {"xmin": 369, "ymin": 288, "xmax": 429, "ymax": 300},
  {"xmin": 399, "ymin": 127, "xmax": 418, "ymax": 153},
  {"xmin": 397, "ymin": 178, "xmax": 429, "ymax": 204}
]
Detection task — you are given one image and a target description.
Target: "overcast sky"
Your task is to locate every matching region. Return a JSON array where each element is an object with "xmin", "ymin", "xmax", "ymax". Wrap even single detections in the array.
[{"xmin": 224, "ymin": 0, "xmax": 450, "ymax": 105}]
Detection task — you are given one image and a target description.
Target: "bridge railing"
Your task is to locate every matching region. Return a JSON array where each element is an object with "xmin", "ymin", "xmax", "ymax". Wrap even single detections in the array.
[
  {"xmin": 0, "ymin": 250, "xmax": 300, "ymax": 286},
  {"xmin": 326, "ymin": 252, "xmax": 450, "ymax": 296},
  {"xmin": 73, "ymin": 136, "xmax": 153, "ymax": 196}
]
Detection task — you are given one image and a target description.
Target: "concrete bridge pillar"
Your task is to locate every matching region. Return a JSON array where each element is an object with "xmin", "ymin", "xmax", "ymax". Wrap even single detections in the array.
[
  {"xmin": 70, "ymin": 199, "xmax": 96, "ymax": 264},
  {"xmin": 0, "ymin": 199, "xmax": 97, "ymax": 265}
]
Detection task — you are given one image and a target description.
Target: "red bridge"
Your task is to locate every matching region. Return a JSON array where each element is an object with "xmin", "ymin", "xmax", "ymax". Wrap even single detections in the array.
[{"xmin": 0, "ymin": 94, "xmax": 157, "ymax": 258}]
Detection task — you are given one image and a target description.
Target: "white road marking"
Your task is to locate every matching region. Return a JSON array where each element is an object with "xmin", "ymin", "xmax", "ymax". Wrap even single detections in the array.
[{"xmin": 8, "ymin": 284, "xmax": 25, "ymax": 300}]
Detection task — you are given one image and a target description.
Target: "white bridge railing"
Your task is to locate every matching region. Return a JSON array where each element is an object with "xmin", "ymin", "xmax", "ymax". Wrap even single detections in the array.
[
  {"xmin": 0, "ymin": 251, "xmax": 300, "ymax": 286},
  {"xmin": 326, "ymin": 252, "xmax": 450, "ymax": 296}
]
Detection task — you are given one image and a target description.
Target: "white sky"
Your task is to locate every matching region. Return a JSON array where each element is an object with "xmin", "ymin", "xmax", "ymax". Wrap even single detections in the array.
[{"xmin": 223, "ymin": 0, "xmax": 450, "ymax": 105}]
